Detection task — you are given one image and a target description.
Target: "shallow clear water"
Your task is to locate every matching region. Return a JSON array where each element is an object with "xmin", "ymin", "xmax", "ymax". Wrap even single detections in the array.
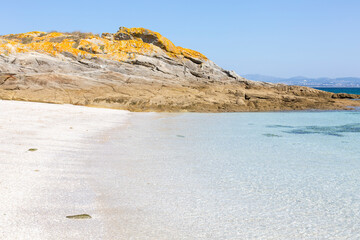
[{"xmin": 94, "ymin": 111, "xmax": 360, "ymax": 239}]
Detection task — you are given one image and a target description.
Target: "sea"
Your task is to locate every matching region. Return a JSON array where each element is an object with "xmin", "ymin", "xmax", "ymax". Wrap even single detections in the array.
[
  {"xmin": 315, "ymin": 87, "xmax": 360, "ymax": 95},
  {"xmin": 93, "ymin": 108, "xmax": 360, "ymax": 239}
]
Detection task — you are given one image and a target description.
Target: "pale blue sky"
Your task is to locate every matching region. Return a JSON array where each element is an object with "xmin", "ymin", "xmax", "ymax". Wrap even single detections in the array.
[{"xmin": 1, "ymin": 0, "xmax": 359, "ymax": 78}]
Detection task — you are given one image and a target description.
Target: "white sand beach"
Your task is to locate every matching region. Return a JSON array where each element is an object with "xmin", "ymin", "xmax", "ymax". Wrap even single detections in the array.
[
  {"xmin": 2, "ymin": 100, "xmax": 360, "ymax": 239},
  {"xmin": 0, "ymin": 100, "xmax": 129, "ymax": 239}
]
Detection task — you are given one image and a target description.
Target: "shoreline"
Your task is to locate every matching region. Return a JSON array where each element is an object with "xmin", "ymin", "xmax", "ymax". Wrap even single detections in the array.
[
  {"xmin": 1, "ymin": 95, "xmax": 360, "ymax": 113},
  {"xmin": 1, "ymin": 100, "xmax": 360, "ymax": 239}
]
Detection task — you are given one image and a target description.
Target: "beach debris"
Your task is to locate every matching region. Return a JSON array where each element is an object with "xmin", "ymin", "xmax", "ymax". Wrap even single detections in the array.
[
  {"xmin": 176, "ymin": 135, "xmax": 185, "ymax": 138},
  {"xmin": 28, "ymin": 148, "xmax": 38, "ymax": 152},
  {"xmin": 34, "ymin": 169, "xmax": 39, "ymax": 172},
  {"xmin": 66, "ymin": 214, "xmax": 92, "ymax": 219}
]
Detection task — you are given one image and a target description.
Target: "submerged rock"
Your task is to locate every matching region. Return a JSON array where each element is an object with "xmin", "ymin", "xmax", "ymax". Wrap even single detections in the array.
[{"xmin": 263, "ymin": 133, "xmax": 282, "ymax": 137}]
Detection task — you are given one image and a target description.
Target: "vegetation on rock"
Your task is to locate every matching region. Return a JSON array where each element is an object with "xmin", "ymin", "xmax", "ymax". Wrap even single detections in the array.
[{"xmin": 0, "ymin": 27, "xmax": 207, "ymax": 63}]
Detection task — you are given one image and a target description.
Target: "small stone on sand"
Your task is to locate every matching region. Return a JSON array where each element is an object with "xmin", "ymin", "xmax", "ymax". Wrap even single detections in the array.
[{"xmin": 66, "ymin": 214, "xmax": 92, "ymax": 219}]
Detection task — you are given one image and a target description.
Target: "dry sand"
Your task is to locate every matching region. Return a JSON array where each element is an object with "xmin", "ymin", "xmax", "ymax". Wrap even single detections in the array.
[{"xmin": 0, "ymin": 100, "xmax": 128, "ymax": 239}]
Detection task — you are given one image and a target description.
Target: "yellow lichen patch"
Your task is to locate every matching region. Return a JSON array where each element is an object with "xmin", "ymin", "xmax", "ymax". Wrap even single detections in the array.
[
  {"xmin": 27, "ymin": 40, "xmax": 89, "ymax": 58},
  {"xmin": 117, "ymin": 39, "xmax": 160, "ymax": 54},
  {"xmin": 77, "ymin": 39, "xmax": 103, "ymax": 54},
  {"xmin": 27, "ymin": 41, "xmax": 57, "ymax": 56},
  {"xmin": 102, "ymin": 52, "xmax": 129, "ymax": 62},
  {"xmin": 45, "ymin": 32, "xmax": 64, "ymax": 38},
  {"xmin": 21, "ymin": 31, "xmax": 46, "ymax": 38},
  {"xmin": 0, "ymin": 39, "xmax": 29, "ymax": 55},
  {"xmin": 33, "ymin": 32, "xmax": 66, "ymax": 41},
  {"xmin": 1, "ymin": 32, "xmax": 46, "ymax": 44},
  {"xmin": 117, "ymin": 27, "xmax": 180, "ymax": 54},
  {"xmin": 0, "ymin": 27, "xmax": 209, "ymax": 63},
  {"xmin": 116, "ymin": 27, "xmax": 208, "ymax": 61},
  {"xmin": 57, "ymin": 39, "xmax": 85, "ymax": 56},
  {"xmin": 97, "ymin": 38, "xmax": 164, "ymax": 61},
  {"xmin": 177, "ymin": 46, "xmax": 208, "ymax": 61}
]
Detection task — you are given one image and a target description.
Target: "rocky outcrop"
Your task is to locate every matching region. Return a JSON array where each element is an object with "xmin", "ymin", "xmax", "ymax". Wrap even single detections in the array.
[{"xmin": 0, "ymin": 27, "xmax": 359, "ymax": 112}]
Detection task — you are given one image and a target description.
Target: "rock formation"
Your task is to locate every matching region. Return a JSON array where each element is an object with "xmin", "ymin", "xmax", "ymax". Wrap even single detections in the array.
[{"xmin": 0, "ymin": 27, "xmax": 359, "ymax": 112}]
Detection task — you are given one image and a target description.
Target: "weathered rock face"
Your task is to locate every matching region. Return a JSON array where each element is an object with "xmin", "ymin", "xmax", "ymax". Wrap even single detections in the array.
[{"xmin": 0, "ymin": 27, "xmax": 359, "ymax": 112}]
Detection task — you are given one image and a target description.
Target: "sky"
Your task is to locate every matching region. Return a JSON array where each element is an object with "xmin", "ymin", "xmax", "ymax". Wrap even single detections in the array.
[{"xmin": 1, "ymin": 0, "xmax": 359, "ymax": 78}]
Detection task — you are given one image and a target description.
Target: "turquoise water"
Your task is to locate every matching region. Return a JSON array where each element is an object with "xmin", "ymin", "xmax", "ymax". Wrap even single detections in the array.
[
  {"xmin": 315, "ymin": 87, "xmax": 360, "ymax": 94},
  {"xmin": 94, "ymin": 111, "xmax": 360, "ymax": 239}
]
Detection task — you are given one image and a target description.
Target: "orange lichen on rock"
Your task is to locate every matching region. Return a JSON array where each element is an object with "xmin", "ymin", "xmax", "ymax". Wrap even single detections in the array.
[
  {"xmin": 9, "ymin": 31, "xmax": 46, "ymax": 40},
  {"xmin": 0, "ymin": 40, "xmax": 28, "ymax": 54},
  {"xmin": 0, "ymin": 27, "xmax": 208, "ymax": 63},
  {"xmin": 114, "ymin": 27, "xmax": 208, "ymax": 61},
  {"xmin": 177, "ymin": 46, "xmax": 208, "ymax": 61},
  {"xmin": 115, "ymin": 27, "xmax": 180, "ymax": 53},
  {"xmin": 29, "ymin": 40, "xmax": 88, "ymax": 58}
]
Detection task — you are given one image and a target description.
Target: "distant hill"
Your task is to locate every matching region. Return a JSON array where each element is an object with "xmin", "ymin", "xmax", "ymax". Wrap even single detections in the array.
[{"xmin": 243, "ymin": 74, "xmax": 360, "ymax": 87}]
